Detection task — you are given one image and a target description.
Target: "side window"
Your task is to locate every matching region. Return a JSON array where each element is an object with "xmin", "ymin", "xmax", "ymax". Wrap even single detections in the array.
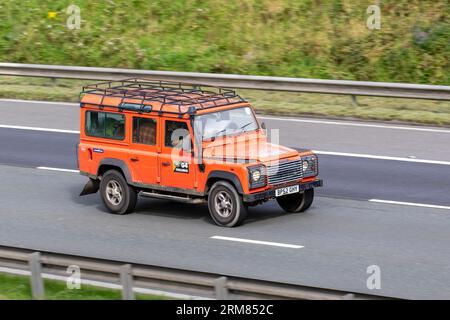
[
  {"xmin": 165, "ymin": 120, "xmax": 190, "ymax": 148},
  {"xmin": 86, "ymin": 111, "xmax": 125, "ymax": 140},
  {"xmin": 133, "ymin": 117, "xmax": 157, "ymax": 145}
]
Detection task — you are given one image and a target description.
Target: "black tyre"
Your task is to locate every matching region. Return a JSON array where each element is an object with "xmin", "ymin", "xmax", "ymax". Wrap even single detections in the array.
[
  {"xmin": 100, "ymin": 170, "xmax": 137, "ymax": 215},
  {"xmin": 208, "ymin": 181, "xmax": 247, "ymax": 227},
  {"xmin": 276, "ymin": 188, "xmax": 314, "ymax": 213}
]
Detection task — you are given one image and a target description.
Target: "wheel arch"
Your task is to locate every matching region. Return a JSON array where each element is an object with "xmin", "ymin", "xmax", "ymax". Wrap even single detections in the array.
[
  {"xmin": 97, "ymin": 158, "xmax": 132, "ymax": 183},
  {"xmin": 206, "ymin": 171, "xmax": 244, "ymax": 195}
]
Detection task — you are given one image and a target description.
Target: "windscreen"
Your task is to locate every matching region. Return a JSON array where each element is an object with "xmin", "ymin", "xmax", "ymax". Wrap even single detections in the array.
[{"xmin": 194, "ymin": 107, "xmax": 259, "ymax": 140}]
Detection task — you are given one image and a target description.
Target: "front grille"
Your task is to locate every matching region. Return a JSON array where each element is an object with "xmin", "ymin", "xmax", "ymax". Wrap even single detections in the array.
[{"xmin": 267, "ymin": 159, "xmax": 302, "ymax": 186}]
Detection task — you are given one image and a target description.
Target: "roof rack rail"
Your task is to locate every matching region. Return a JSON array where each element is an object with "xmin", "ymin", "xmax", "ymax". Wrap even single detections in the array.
[{"xmin": 80, "ymin": 78, "xmax": 247, "ymax": 116}]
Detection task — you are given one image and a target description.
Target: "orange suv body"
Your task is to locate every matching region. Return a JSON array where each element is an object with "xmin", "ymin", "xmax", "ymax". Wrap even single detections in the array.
[{"xmin": 78, "ymin": 79, "xmax": 322, "ymax": 227}]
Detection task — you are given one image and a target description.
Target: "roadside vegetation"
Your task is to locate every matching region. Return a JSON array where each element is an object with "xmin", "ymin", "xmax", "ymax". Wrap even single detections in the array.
[
  {"xmin": 0, "ymin": 1, "xmax": 448, "ymax": 85},
  {"xmin": 0, "ymin": 272, "xmax": 166, "ymax": 300},
  {"xmin": 0, "ymin": 1, "xmax": 448, "ymax": 125},
  {"xmin": 1, "ymin": 76, "xmax": 449, "ymax": 126}
]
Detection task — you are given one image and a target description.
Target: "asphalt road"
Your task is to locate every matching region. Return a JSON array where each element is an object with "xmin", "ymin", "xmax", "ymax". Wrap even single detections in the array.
[
  {"xmin": 0, "ymin": 126, "xmax": 449, "ymax": 206},
  {"xmin": 1, "ymin": 164, "xmax": 450, "ymax": 299},
  {"xmin": 2, "ymin": 99, "xmax": 450, "ymax": 161},
  {"xmin": 0, "ymin": 99, "xmax": 450, "ymax": 299}
]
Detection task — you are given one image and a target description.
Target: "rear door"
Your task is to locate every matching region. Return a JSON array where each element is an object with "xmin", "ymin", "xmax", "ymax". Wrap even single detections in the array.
[
  {"xmin": 159, "ymin": 119, "xmax": 196, "ymax": 191},
  {"xmin": 128, "ymin": 116, "xmax": 160, "ymax": 185}
]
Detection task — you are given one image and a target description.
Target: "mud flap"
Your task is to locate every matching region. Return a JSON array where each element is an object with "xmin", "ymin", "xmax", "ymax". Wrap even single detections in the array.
[{"xmin": 79, "ymin": 178, "xmax": 100, "ymax": 196}]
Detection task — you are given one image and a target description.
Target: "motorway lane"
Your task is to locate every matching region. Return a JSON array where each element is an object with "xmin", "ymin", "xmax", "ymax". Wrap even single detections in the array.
[
  {"xmin": 0, "ymin": 164, "xmax": 449, "ymax": 299},
  {"xmin": 2, "ymin": 99, "xmax": 450, "ymax": 161},
  {"xmin": 0, "ymin": 99, "xmax": 450, "ymax": 299},
  {"xmin": 0, "ymin": 128, "xmax": 78, "ymax": 169},
  {"xmin": 261, "ymin": 115, "xmax": 450, "ymax": 162},
  {"xmin": 1, "ymin": 127, "xmax": 449, "ymax": 206}
]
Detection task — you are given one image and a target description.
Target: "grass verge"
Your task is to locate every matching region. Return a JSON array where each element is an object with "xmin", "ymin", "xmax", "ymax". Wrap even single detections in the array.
[
  {"xmin": 1, "ymin": 76, "xmax": 449, "ymax": 126},
  {"xmin": 0, "ymin": 272, "xmax": 167, "ymax": 300},
  {"xmin": 1, "ymin": 1, "xmax": 448, "ymax": 85}
]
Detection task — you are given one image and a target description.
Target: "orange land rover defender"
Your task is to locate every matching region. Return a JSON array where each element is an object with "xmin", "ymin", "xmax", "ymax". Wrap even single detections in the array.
[{"xmin": 78, "ymin": 79, "xmax": 323, "ymax": 227}]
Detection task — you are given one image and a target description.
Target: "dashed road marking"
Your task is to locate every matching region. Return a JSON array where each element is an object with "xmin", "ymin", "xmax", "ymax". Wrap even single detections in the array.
[
  {"xmin": 211, "ymin": 236, "xmax": 303, "ymax": 249},
  {"xmin": 37, "ymin": 166, "xmax": 79, "ymax": 173},
  {"xmin": 0, "ymin": 124, "xmax": 79, "ymax": 134},
  {"xmin": 369, "ymin": 199, "xmax": 450, "ymax": 210}
]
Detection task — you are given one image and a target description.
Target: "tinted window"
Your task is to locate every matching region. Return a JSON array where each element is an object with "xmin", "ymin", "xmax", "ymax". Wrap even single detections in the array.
[
  {"xmin": 165, "ymin": 120, "xmax": 190, "ymax": 148},
  {"xmin": 133, "ymin": 117, "xmax": 157, "ymax": 145},
  {"xmin": 86, "ymin": 111, "xmax": 125, "ymax": 140}
]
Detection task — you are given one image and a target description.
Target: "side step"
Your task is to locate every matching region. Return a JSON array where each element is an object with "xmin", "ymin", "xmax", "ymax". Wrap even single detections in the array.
[{"xmin": 139, "ymin": 191, "xmax": 206, "ymax": 204}]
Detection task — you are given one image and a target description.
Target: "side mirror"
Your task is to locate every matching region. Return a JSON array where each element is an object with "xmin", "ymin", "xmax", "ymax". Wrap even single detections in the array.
[{"xmin": 261, "ymin": 122, "xmax": 266, "ymax": 130}]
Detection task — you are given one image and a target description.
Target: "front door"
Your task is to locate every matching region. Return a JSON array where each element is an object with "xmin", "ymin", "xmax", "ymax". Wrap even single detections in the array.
[{"xmin": 159, "ymin": 119, "xmax": 196, "ymax": 191}]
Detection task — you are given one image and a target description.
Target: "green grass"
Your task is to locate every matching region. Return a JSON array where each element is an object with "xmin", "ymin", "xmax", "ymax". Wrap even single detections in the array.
[
  {"xmin": 1, "ymin": 76, "xmax": 450, "ymax": 126},
  {"xmin": 0, "ymin": 272, "xmax": 167, "ymax": 300},
  {"xmin": 1, "ymin": 1, "xmax": 448, "ymax": 125},
  {"xmin": 0, "ymin": 0, "xmax": 448, "ymax": 84}
]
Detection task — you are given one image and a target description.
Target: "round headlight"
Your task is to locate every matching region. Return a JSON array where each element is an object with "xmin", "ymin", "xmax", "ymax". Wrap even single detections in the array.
[
  {"xmin": 302, "ymin": 160, "xmax": 309, "ymax": 172},
  {"xmin": 252, "ymin": 170, "xmax": 261, "ymax": 182}
]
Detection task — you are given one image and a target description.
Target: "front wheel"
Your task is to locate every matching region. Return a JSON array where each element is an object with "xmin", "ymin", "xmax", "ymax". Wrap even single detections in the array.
[
  {"xmin": 100, "ymin": 170, "xmax": 137, "ymax": 215},
  {"xmin": 208, "ymin": 181, "xmax": 247, "ymax": 227},
  {"xmin": 276, "ymin": 188, "xmax": 314, "ymax": 213}
]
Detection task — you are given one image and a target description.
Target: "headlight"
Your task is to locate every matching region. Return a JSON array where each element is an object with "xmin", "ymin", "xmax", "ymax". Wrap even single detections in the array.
[
  {"xmin": 252, "ymin": 170, "xmax": 261, "ymax": 182},
  {"xmin": 302, "ymin": 160, "xmax": 309, "ymax": 172},
  {"xmin": 301, "ymin": 155, "xmax": 318, "ymax": 178},
  {"xmin": 248, "ymin": 165, "xmax": 266, "ymax": 189}
]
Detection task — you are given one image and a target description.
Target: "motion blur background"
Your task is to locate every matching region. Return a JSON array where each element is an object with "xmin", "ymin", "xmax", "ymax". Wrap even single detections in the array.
[
  {"xmin": 1, "ymin": 0, "xmax": 448, "ymax": 84},
  {"xmin": 0, "ymin": 0, "xmax": 449, "ymax": 124}
]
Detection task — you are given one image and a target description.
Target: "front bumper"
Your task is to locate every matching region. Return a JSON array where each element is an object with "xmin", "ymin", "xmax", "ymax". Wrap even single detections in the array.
[{"xmin": 243, "ymin": 179, "xmax": 323, "ymax": 203}]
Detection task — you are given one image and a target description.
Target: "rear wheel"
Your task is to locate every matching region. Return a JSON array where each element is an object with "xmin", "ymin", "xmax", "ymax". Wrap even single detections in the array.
[
  {"xmin": 100, "ymin": 170, "xmax": 137, "ymax": 215},
  {"xmin": 208, "ymin": 181, "xmax": 247, "ymax": 227},
  {"xmin": 276, "ymin": 188, "xmax": 314, "ymax": 213}
]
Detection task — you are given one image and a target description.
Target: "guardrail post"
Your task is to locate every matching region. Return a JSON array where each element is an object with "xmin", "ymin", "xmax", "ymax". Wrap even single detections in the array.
[
  {"xmin": 214, "ymin": 276, "xmax": 228, "ymax": 299},
  {"xmin": 120, "ymin": 264, "xmax": 135, "ymax": 300},
  {"xmin": 351, "ymin": 95, "xmax": 359, "ymax": 106},
  {"xmin": 29, "ymin": 252, "xmax": 45, "ymax": 300}
]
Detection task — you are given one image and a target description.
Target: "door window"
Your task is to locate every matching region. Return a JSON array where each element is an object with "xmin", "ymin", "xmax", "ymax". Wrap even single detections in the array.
[
  {"xmin": 164, "ymin": 120, "xmax": 191, "ymax": 150},
  {"xmin": 133, "ymin": 117, "xmax": 157, "ymax": 145}
]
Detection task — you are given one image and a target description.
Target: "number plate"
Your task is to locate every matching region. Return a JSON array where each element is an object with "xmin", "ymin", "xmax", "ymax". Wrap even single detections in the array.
[{"xmin": 275, "ymin": 185, "xmax": 300, "ymax": 197}]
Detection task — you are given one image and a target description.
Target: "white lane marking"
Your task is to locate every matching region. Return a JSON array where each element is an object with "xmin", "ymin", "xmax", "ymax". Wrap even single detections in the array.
[
  {"xmin": 0, "ymin": 124, "xmax": 79, "ymax": 134},
  {"xmin": 37, "ymin": 166, "xmax": 79, "ymax": 173},
  {"xmin": 2, "ymin": 98, "xmax": 449, "ymax": 133},
  {"xmin": 0, "ymin": 124, "xmax": 449, "ymax": 165},
  {"xmin": 369, "ymin": 199, "xmax": 450, "ymax": 210},
  {"xmin": 260, "ymin": 116, "xmax": 450, "ymax": 134},
  {"xmin": 0, "ymin": 266, "xmax": 210, "ymax": 300},
  {"xmin": 0, "ymin": 98, "xmax": 78, "ymax": 106},
  {"xmin": 314, "ymin": 150, "xmax": 450, "ymax": 166},
  {"xmin": 211, "ymin": 236, "xmax": 303, "ymax": 249}
]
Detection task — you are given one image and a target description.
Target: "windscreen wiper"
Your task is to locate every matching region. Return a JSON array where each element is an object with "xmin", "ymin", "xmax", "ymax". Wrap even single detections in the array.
[{"xmin": 238, "ymin": 122, "xmax": 254, "ymax": 133}]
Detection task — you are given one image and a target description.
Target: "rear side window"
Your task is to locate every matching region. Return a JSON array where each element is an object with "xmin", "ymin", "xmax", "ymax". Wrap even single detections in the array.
[
  {"xmin": 133, "ymin": 117, "xmax": 157, "ymax": 145},
  {"xmin": 85, "ymin": 111, "xmax": 125, "ymax": 140}
]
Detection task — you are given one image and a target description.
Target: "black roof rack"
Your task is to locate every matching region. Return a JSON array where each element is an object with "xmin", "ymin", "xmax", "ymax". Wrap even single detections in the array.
[{"xmin": 80, "ymin": 78, "xmax": 247, "ymax": 116}]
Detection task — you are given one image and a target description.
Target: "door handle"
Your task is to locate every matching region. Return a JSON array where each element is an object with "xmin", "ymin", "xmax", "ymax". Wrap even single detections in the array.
[
  {"xmin": 162, "ymin": 161, "xmax": 171, "ymax": 167},
  {"xmin": 130, "ymin": 156, "xmax": 139, "ymax": 162}
]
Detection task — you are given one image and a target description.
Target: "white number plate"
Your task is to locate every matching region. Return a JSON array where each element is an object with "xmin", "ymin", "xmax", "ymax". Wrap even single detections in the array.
[{"xmin": 275, "ymin": 185, "xmax": 300, "ymax": 197}]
